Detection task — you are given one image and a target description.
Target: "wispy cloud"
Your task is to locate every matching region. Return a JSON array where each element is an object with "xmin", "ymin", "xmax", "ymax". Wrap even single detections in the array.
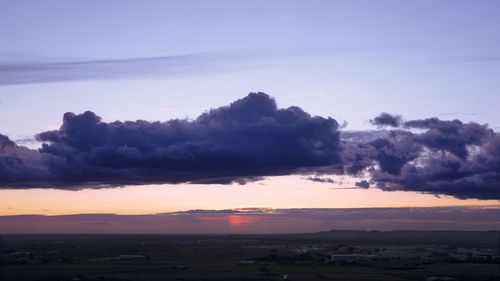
[
  {"xmin": 451, "ymin": 55, "xmax": 500, "ymax": 63},
  {"xmin": 440, "ymin": 112, "xmax": 477, "ymax": 117},
  {"xmin": 0, "ymin": 47, "xmax": 340, "ymax": 86},
  {"xmin": 0, "ymin": 51, "xmax": 251, "ymax": 86}
]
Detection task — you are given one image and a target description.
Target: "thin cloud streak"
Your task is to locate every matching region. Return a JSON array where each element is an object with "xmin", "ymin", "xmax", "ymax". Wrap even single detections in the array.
[
  {"xmin": 0, "ymin": 47, "xmax": 340, "ymax": 86},
  {"xmin": 0, "ymin": 51, "xmax": 248, "ymax": 86}
]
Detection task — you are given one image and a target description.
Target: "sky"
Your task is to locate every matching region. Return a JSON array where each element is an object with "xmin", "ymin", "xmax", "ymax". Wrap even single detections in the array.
[{"xmin": 0, "ymin": 0, "xmax": 499, "ymax": 233}]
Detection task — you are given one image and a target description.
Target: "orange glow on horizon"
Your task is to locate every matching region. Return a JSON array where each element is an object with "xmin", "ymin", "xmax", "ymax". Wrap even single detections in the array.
[
  {"xmin": 0, "ymin": 175, "xmax": 498, "ymax": 216},
  {"xmin": 198, "ymin": 215, "xmax": 262, "ymax": 227},
  {"xmin": 227, "ymin": 215, "xmax": 261, "ymax": 226}
]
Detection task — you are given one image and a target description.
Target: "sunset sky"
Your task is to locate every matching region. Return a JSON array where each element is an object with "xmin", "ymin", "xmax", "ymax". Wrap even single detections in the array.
[{"xmin": 1, "ymin": 0, "xmax": 499, "ymax": 233}]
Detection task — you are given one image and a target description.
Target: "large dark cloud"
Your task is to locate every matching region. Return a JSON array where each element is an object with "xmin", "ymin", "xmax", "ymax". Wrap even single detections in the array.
[
  {"xmin": 1, "ymin": 93, "xmax": 500, "ymax": 200},
  {"xmin": 0, "ymin": 93, "xmax": 341, "ymax": 188}
]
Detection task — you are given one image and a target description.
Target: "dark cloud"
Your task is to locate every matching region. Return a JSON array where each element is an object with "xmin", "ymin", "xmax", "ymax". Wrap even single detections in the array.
[
  {"xmin": 370, "ymin": 113, "xmax": 403, "ymax": 127},
  {"xmin": 0, "ymin": 134, "xmax": 52, "ymax": 186},
  {"xmin": 346, "ymin": 116, "xmax": 500, "ymax": 199},
  {"xmin": 1, "ymin": 93, "xmax": 500, "ymax": 200},
  {"xmin": 307, "ymin": 176, "xmax": 335, "ymax": 183},
  {"xmin": 0, "ymin": 93, "xmax": 341, "ymax": 188},
  {"xmin": 355, "ymin": 180, "xmax": 370, "ymax": 189}
]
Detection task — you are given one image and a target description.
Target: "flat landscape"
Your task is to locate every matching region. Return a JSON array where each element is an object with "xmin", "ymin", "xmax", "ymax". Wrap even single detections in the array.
[{"xmin": 1, "ymin": 231, "xmax": 499, "ymax": 281}]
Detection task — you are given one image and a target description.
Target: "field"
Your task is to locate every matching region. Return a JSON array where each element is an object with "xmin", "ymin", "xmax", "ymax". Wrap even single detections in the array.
[{"xmin": 1, "ymin": 231, "xmax": 499, "ymax": 281}]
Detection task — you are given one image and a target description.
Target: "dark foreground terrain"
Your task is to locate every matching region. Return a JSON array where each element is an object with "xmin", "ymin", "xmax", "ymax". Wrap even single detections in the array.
[{"xmin": 1, "ymin": 231, "xmax": 499, "ymax": 281}]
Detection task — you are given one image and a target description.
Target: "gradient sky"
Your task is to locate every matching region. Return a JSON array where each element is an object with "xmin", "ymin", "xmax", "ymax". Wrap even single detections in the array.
[
  {"xmin": 1, "ymin": 0, "xmax": 500, "ymax": 139},
  {"xmin": 1, "ymin": 0, "xmax": 499, "ymax": 228}
]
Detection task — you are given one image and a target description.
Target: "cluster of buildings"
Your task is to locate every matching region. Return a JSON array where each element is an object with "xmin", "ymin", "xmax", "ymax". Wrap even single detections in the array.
[{"xmin": 323, "ymin": 245, "xmax": 500, "ymax": 267}]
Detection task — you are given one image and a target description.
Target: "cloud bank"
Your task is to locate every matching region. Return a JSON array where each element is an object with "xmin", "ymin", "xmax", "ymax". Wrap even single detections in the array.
[
  {"xmin": 0, "ymin": 207, "xmax": 498, "ymax": 234},
  {"xmin": 1, "ymin": 93, "xmax": 500, "ymax": 200}
]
